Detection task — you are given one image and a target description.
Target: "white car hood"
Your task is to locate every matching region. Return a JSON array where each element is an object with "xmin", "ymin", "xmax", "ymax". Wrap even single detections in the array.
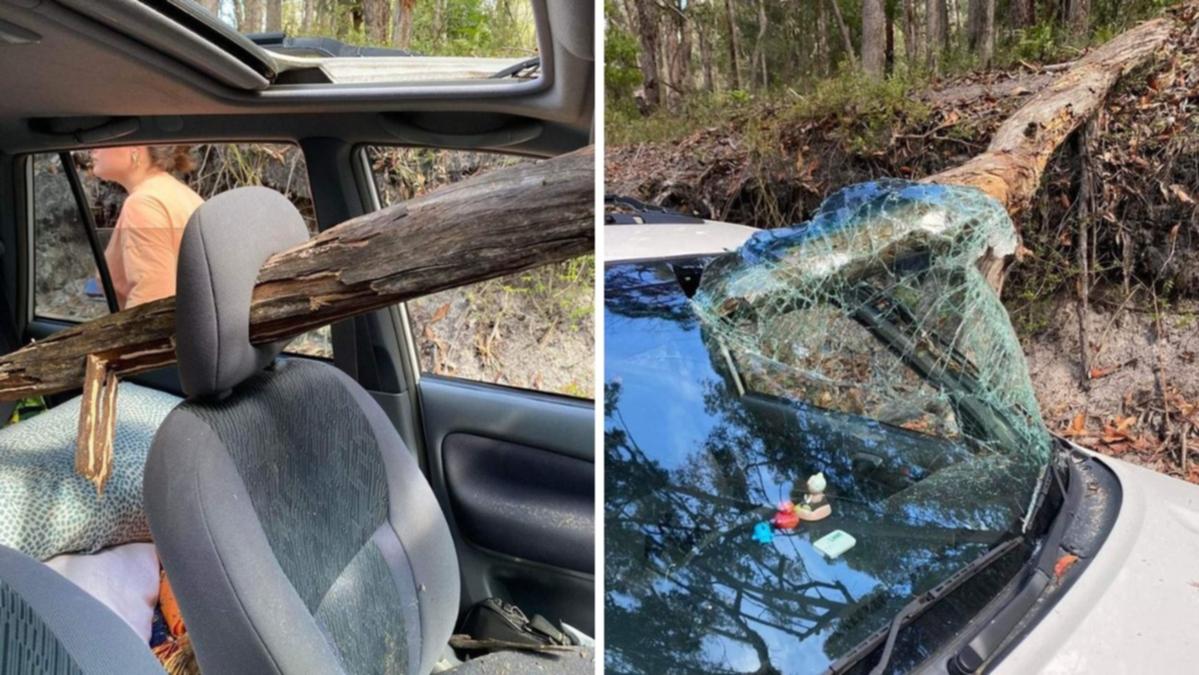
[{"xmin": 995, "ymin": 450, "xmax": 1199, "ymax": 674}]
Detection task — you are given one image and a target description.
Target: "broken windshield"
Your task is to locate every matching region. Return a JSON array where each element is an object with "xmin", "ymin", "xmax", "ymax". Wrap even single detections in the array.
[{"xmin": 605, "ymin": 180, "xmax": 1052, "ymax": 673}]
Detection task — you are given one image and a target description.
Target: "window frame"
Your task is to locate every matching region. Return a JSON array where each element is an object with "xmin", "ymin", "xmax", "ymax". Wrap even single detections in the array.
[
  {"xmin": 355, "ymin": 143, "xmax": 594, "ymax": 402},
  {"xmin": 25, "ymin": 153, "xmax": 116, "ymax": 324}
]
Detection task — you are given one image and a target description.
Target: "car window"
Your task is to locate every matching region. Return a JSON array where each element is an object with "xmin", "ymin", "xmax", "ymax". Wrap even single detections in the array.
[
  {"xmin": 31, "ymin": 143, "xmax": 331, "ymax": 359},
  {"xmin": 366, "ymin": 146, "xmax": 594, "ymax": 399},
  {"xmin": 31, "ymin": 154, "xmax": 111, "ymax": 322}
]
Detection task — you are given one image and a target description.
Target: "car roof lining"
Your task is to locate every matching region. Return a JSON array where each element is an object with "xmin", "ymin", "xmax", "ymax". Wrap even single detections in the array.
[{"xmin": 0, "ymin": 0, "xmax": 591, "ymax": 155}]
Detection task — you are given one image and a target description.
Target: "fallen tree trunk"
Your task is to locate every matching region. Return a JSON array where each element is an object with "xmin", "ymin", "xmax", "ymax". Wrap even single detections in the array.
[
  {"xmin": 923, "ymin": 16, "xmax": 1172, "ymax": 290},
  {"xmin": 0, "ymin": 145, "xmax": 593, "ymax": 489},
  {"xmin": 0, "ymin": 145, "xmax": 593, "ymax": 400}
]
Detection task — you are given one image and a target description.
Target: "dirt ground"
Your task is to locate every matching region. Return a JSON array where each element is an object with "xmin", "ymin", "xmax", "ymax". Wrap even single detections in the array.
[
  {"xmin": 1023, "ymin": 289, "xmax": 1199, "ymax": 481},
  {"xmin": 407, "ymin": 261, "xmax": 594, "ymax": 399}
]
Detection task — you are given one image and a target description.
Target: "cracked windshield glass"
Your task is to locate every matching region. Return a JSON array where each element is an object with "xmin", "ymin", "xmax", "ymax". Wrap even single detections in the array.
[{"xmin": 605, "ymin": 180, "xmax": 1053, "ymax": 672}]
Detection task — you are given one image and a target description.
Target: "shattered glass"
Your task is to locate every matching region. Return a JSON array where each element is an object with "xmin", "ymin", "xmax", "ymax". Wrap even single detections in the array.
[
  {"xmin": 694, "ymin": 179, "xmax": 1050, "ymax": 471},
  {"xmin": 605, "ymin": 180, "xmax": 1053, "ymax": 673}
]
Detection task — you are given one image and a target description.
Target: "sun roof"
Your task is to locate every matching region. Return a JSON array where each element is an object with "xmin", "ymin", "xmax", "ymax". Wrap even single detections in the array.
[{"xmin": 173, "ymin": 0, "xmax": 540, "ymax": 86}]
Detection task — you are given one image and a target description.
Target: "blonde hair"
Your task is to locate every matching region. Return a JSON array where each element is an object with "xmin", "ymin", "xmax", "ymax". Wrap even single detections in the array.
[{"xmin": 146, "ymin": 145, "xmax": 196, "ymax": 174}]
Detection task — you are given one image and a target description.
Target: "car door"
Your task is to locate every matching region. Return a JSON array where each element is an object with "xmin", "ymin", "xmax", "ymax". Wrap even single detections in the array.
[{"xmin": 325, "ymin": 143, "xmax": 596, "ymax": 635}]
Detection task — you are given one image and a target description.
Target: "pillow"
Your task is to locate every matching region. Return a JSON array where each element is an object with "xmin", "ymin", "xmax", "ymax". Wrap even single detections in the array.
[{"xmin": 0, "ymin": 382, "xmax": 181, "ymax": 560}]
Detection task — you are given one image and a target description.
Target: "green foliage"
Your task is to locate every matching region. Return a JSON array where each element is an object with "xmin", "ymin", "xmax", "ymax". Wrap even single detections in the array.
[
  {"xmin": 286, "ymin": 0, "xmax": 536, "ymax": 57},
  {"xmin": 604, "ymin": 1, "xmax": 642, "ymax": 116}
]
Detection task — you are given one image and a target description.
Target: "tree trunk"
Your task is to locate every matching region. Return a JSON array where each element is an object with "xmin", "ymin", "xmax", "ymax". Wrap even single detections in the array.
[
  {"xmin": 302, "ymin": 0, "xmax": 316, "ymax": 32},
  {"xmin": 751, "ymin": 0, "xmax": 769, "ymax": 88},
  {"xmin": 723, "ymin": 0, "xmax": 743, "ymax": 90},
  {"xmin": 966, "ymin": 0, "xmax": 982, "ymax": 49},
  {"xmin": 1068, "ymin": 0, "xmax": 1091, "ymax": 36},
  {"xmin": 979, "ymin": 0, "xmax": 995, "ymax": 69},
  {"xmin": 926, "ymin": 0, "xmax": 946, "ymax": 73},
  {"xmin": 1011, "ymin": 0, "xmax": 1035, "ymax": 28},
  {"xmin": 816, "ymin": 0, "xmax": 831, "ymax": 76},
  {"xmin": 266, "ymin": 0, "xmax": 282, "ymax": 32},
  {"xmin": 197, "ymin": 0, "xmax": 221, "ymax": 16},
  {"xmin": 664, "ymin": 5, "xmax": 691, "ymax": 104},
  {"xmin": 927, "ymin": 18, "xmax": 1172, "ymax": 291},
  {"xmin": 0, "ymin": 146, "xmax": 594, "ymax": 414},
  {"xmin": 241, "ymin": 0, "xmax": 264, "ymax": 33},
  {"xmin": 829, "ymin": 0, "xmax": 857, "ymax": 69},
  {"xmin": 364, "ymin": 0, "xmax": 390, "ymax": 44},
  {"xmin": 862, "ymin": 0, "xmax": 886, "ymax": 77},
  {"xmin": 697, "ymin": 18, "xmax": 716, "ymax": 91},
  {"xmin": 393, "ymin": 0, "xmax": 415, "ymax": 49},
  {"xmin": 902, "ymin": 0, "xmax": 918, "ymax": 64},
  {"xmin": 635, "ymin": 2, "xmax": 662, "ymax": 112}
]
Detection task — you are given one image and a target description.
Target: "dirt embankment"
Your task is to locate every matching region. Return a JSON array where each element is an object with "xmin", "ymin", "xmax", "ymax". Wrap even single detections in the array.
[{"xmin": 607, "ymin": 8, "xmax": 1199, "ymax": 482}]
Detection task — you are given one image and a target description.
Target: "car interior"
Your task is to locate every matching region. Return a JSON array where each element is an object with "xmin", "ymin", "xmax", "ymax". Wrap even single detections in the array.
[{"xmin": 0, "ymin": 0, "xmax": 594, "ymax": 672}]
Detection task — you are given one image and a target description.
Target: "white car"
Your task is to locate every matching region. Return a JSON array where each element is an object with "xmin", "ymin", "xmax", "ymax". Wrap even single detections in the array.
[{"xmin": 603, "ymin": 190, "xmax": 1199, "ymax": 675}]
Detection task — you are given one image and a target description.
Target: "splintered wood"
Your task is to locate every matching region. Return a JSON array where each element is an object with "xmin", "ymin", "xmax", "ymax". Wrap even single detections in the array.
[{"xmin": 75, "ymin": 354, "xmax": 119, "ymax": 494}]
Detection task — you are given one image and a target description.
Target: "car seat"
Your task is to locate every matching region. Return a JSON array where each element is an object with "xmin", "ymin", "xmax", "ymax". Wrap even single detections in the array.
[
  {"xmin": 0, "ymin": 543, "xmax": 161, "ymax": 674},
  {"xmin": 144, "ymin": 187, "xmax": 591, "ymax": 674}
]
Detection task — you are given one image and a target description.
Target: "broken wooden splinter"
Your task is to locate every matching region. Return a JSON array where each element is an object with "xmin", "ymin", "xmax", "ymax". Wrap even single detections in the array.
[{"xmin": 74, "ymin": 354, "xmax": 120, "ymax": 494}]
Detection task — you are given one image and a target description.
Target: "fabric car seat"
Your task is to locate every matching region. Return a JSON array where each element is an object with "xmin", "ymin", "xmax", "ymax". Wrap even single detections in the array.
[
  {"xmin": 144, "ymin": 187, "xmax": 591, "ymax": 674},
  {"xmin": 0, "ymin": 544, "xmax": 162, "ymax": 674}
]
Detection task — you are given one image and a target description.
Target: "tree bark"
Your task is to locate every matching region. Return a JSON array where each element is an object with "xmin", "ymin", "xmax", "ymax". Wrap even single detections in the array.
[
  {"xmin": 1011, "ymin": 0, "xmax": 1035, "ymax": 28},
  {"xmin": 979, "ymin": 0, "xmax": 995, "ymax": 69},
  {"xmin": 816, "ymin": 0, "xmax": 831, "ymax": 76},
  {"xmin": 862, "ymin": 0, "xmax": 886, "ymax": 77},
  {"xmin": 1068, "ymin": 0, "xmax": 1091, "ymax": 36},
  {"xmin": 393, "ymin": 0, "xmax": 415, "ymax": 49},
  {"xmin": 240, "ymin": 0, "xmax": 264, "ymax": 33},
  {"xmin": 635, "ymin": 2, "xmax": 662, "ymax": 111},
  {"xmin": 197, "ymin": 0, "xmax": 221, "ymax": 16},
  {"xmin": 926, "ymin": 18, "xmax": 1171, "ymax": 291},
  {"xmin": 926, "ymin": 0, "xmax": 946, "ymax": 73},
  {"xmin": 0, "ymin": 147, "xmax": 595, "ymax": 403},
  {"xmin": 302, "ymin": 0, "xmax": 317, "ymax": 32},
  {"xmin": 266, "ymin": 0, "xmax": 282, "ymax": 32},
  {"xmin": 697, "ymin": 17, "xmax": 716, "ymax": 91},
  {"xmin": 829, "ymin": 0, "xmax": 857, "ymax": 69},
  {"xmin": 664, "ymin": 4, "xmax": 692, "ymax": 103},
  {"xmin": 723, "ymin": 0, "xmax": 743, "ymax": 89},
  {"xmin": 364, "ymin": 0, "xmax": 390, "ymax": 44},
  {"xmin": 750, "ymin": 0, "xmax": 769, "ymax": 88},
  {"xmin": 902, "ymin": 0, "xmax": 919, "ymax": 63}
]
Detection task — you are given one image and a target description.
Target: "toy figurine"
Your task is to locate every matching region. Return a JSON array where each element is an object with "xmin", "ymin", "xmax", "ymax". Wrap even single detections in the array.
[
  {"xmin": 752, "ymin": 522, "xmax": 775, "ymax": 544},
  {"xmin": 798, "ymin": 472, "xmax": 832, "ymax": 521},
  {"xmin": 771, "ymin": 501, "xmax": 800, "ymax": 530}
]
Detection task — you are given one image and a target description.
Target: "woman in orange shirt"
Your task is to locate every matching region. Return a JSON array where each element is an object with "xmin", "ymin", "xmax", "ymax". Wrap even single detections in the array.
[{"xmin": 90, "ymin": 146, "xmax": 204, "ymax": 309}]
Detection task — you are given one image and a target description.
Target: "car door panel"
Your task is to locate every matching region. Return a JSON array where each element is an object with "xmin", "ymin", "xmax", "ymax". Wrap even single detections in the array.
[
  {"xmin": 443, "ymin": 431, "xmax": 593, "ymax": 573},
  {"xmin": 418, "ymin": 375, "xmax": 594, "ymax": 634}
]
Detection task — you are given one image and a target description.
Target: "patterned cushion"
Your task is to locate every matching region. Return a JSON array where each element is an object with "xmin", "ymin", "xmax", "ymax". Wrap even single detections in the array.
[{"xmin": 0, "ymin": 383, "xmax": 181, "ymax": 560}]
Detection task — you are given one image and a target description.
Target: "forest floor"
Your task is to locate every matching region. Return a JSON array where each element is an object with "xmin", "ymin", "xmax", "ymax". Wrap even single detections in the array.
[{"xmin": 607, "ymin": 5, "xmax": 1199, "ymax": 483}]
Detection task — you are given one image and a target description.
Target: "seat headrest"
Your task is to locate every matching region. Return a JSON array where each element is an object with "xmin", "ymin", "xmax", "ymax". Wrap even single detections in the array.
[{"xmin": 175, "ymin": 187, "xmax": 309, "ymax": 398}]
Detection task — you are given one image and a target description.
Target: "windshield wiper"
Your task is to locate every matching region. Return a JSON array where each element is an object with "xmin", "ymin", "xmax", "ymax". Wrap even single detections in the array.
[
  {"xmin": 830, "ymin": 536, "xmax": 1023, "ymax": 675},
  {"xmin": 491, "ymin": 56, "xmax": 540, "ymax": 78},
  {"xmin": 833, "ymin": 453, "xmax": 1073, "ymax": 675}
]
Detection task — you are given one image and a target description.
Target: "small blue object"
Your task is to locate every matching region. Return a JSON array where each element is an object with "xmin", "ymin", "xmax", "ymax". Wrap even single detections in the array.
[
  {"xmin": 752, "ymin": 522, "xmax": 774, "ymax": 544},
  {"xmin": 83, "ymin": 278, "xmax": 103, "ymax": 298}
]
